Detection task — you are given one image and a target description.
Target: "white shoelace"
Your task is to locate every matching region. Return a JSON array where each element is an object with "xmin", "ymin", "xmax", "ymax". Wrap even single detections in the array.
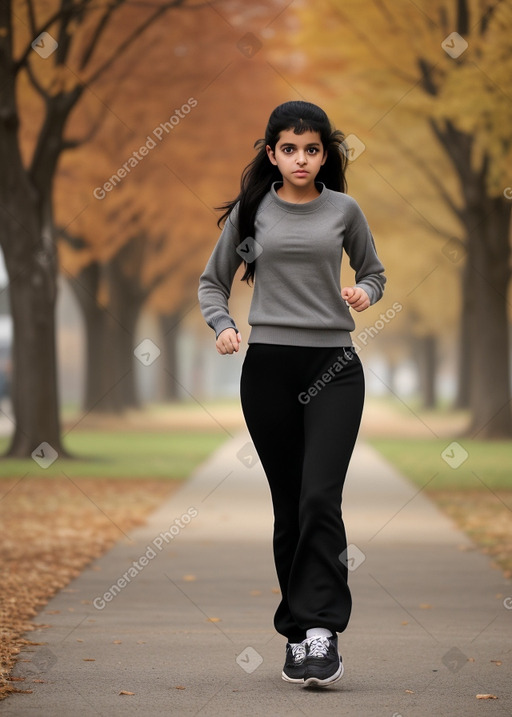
[
  {"xmin": 290, "ymin": 643, "xmax": 307, "ymax": 662},
  {"xmin": 305, "ymin": 635, "xmax": 330, "ymax": 658}
]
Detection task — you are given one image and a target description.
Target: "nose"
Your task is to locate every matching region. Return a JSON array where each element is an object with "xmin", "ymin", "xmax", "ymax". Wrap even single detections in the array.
[{"xmin": 296, "ymin": 151, "xmax": 307, "ymax": 165}]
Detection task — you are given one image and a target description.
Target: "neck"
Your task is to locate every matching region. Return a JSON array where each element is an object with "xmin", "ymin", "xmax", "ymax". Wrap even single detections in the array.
[{"xmin": 276, "ymin": 181, "xmax": 321, "ymax": 204}]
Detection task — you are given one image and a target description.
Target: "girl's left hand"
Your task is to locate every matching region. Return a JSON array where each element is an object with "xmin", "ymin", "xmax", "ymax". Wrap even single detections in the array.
[{"xmin": 341, "ymin": 286, "xmax": 370, "ymax": 312}]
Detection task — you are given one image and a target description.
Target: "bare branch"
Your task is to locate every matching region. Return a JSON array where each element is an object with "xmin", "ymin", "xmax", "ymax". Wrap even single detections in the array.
[
  {"xmin": 386, "ymin": 129, "xmax": 463, "ymax": 221},
  {"xmin": 14, "ymin": 0, "xmax": 94, "ymax": 73},
  {"xmin": 79, "ymin": 0, "xmax": 124, "ymax": 70},
  {"xmin": 55, "ymin": 0, "xmax": 77, "ymax": 66},
  {"xmin": 25, "ymin": 58, "xmax": 51, "ymax": 100},
  {"xmin": 475, "ymin": 0, "xmax": 507, "ymax": 35},
  {"xmin": 417, "ymin": 57, "xmax": 439, "ymax": 96},
  {"xmin": 25, "ymin": 0, "xmax": 38, "ymax": 36},
  {"xmin": 86, "ymin": 0, "xmax": 187, "ymax": 85},
  {"xmin": 316, "ymin": 2, "xmax": 419, "ymax": 87},
  {"xmin": 457, "ymin": 0, "xmax": 470, "ymax": 34}
]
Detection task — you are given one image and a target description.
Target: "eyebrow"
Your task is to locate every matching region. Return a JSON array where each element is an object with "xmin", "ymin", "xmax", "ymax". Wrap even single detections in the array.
[{"xmin": 279, "ymin": 142, "xmax": 321, "ymax": 148}]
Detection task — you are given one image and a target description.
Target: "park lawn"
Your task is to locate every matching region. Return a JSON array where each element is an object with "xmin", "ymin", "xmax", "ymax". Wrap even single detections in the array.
[
  {"xmin": 0, "ymin": 430, "xmax": 229, "ymax": 479},
  {"xmin": 0, "ymin": 428, "xmax": 229, "ymax": 700},
  {"xmin": 370, "ymin": 438, "xmax": 512, "ymax": 578}
]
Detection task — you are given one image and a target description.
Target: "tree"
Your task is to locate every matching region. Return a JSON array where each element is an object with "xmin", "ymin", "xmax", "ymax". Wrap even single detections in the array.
[
  {"xmin": 0, "ymin": 0, "xmax": 192, "ymax": 456},
  {"xmin": 55, "ymin": 0, "xmax": 288, "ymax": 412},
  {"xmin": 289, "ymin": 0, "xmax": 512, "ymax": 436}
]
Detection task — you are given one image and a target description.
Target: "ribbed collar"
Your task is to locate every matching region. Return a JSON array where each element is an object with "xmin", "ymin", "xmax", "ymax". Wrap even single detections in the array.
[{"xmin": 269, "ymin": 182, "xmax": 330, "ymax": 214}]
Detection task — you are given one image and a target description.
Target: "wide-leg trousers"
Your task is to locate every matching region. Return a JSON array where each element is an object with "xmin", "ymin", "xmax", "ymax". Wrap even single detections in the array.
[{"xmin": 240, "ymin": 343, "xmax": 365, "ymax": 643}]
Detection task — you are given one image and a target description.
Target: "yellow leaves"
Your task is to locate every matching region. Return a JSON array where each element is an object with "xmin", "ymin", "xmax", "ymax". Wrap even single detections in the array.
[
  {"xmin": 476, "ymin": 694, "xmax": 498, "ymax": 700},
  {"xmin": 119, "ymin": 690, "xmax": 135, "ymax": 696}
]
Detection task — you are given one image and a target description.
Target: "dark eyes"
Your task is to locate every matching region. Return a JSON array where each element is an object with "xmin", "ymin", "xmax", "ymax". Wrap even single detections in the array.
[{"xmin": 281, "ymin": 146, "xmax": 320, "ymax": 155}]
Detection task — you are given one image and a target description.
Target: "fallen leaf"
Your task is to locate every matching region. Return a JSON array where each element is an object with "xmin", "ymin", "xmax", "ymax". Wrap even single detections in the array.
[
  {"xmin": 476, "ymin": 694, "xmax": 498, "ymax": 700},
  {"xmin": 76, "ymin": 639, "xmax": 84, "ymax": 643},
  {"xmin": 419, "ymin": 603, "xmax": 432, "ymax": 609},
  {"xmin": 467, "ymin": 657, "xmax": 475, "ymax": 662},
  {"xmin": 136, "ymin": 640, "xmax": 146, "ymax": 644},
  {"xmin": 271, "ymin": 587, "xmax": 280, "ymax": 594},
  {"xmin": 8, "ymin": 677, "xmax": 25, "ymax": 682},
  {"xmin": 401, "ymin": 621, "xmax": 409, "ymax": 625},
  {"xmin": 182, "ymin": 575, "xmax": 196, "ymax": 582},
  {"xmin": 119, "ymin": 690, "xmax": 135, "ymax": 696},
  {"xmin": 175, "ymin": 685, "xmax": 186, "ymax": 690},
  {"xmin": 83, "ymin": 658, "xmax": 95, "ymax": 661},
  {"xmin": 490, "ymin": 660, "xmax": 502, "ymax": 666},
  {"xmin": 113, "ymin": 640, "xmax": 122, "ymax": 644},
  {"xmin": 32, "ymin": 679, "xmax": 46, "ymax": 683},
  {"xmin": 250, "ymin": 590, "xmax": 262, "ymax": 596},
  {"xmin": 405, "ymin": 689, "xmax": 414, "ymax": 694},
  {"xmin": 208, "ymin": 617, "xmax": 221, "ymax": 622}
]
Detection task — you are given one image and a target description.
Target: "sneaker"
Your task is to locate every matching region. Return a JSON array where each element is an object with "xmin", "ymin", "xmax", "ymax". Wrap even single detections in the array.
[
  {"xmin": 303, "ymin": 634, "xmax": 344, "ymax": 687},
  {"xmin": 282, "ymin": 641, "xmax": 307, "ymax": 683}
]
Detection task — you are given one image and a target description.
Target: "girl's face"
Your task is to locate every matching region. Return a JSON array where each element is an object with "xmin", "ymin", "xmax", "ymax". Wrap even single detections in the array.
[{"xmin": 266, "ymin": 129, "xmax": 327, "ymax": 192}]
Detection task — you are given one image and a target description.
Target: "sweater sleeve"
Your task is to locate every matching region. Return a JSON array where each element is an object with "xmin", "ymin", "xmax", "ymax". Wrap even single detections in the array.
[
  {"xmin": 198, "ymin": 205, "xmax": 243, "ymax": 338},
  {"xmin": 343, "ymin": 200, "xmax": 386, "ymax": 305}
]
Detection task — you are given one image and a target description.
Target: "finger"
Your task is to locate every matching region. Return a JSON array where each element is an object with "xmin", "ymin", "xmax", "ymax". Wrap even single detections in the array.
[{"xmin": 353, "ymin": 298, "xmax": 370, "ymax": 311}]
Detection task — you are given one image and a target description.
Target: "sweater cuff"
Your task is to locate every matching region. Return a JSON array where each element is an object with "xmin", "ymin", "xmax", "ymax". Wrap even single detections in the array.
[
  {"xmin": 212, "ymin": 316, "xmax": 238, "ymax": 339},
  {"xmin": 355, "ymin": 282, "xmax": 377, "ymax": 306}
]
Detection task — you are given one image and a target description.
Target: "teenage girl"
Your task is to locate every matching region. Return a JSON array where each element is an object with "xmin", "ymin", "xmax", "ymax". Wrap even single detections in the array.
[{"xmin": 198, "ymin": 101, "xmax": 386, "ymax": 687}]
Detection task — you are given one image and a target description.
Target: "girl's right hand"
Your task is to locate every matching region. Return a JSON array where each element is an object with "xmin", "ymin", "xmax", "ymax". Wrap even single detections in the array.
[{"xmin": 216, "ymin": 328, "xmax": 242, "ymax": 355}]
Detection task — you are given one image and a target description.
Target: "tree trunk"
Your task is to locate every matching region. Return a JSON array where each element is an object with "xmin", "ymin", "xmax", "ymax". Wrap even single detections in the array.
[
  {"xmin": 427, "ymin": 117, "xmax": 511, "ymax": 436},
  {"xmin": 100, "ymin": 259, "xmax": 142, "ymax": 412},
  {"xmin": 67, "ymin": 263, "xmax": 105, "ymax": 412},
  {"xmin": 466, "ymin": 198, "xmax": 511, "ymax": 438},
  {"xmin": 0, "ymin": 25, "xmax": 66, "ymax": 456},
  {"xmin": 416, "ymin": 334, "xmax": 437, "ymax": 409},
  {"xmin": 6, "ymin": 250, "xmax": 67, "ymax": 457},
  {"xmin": 453, "ymin": 262, "xmax": 472, "ymax": 410},
  {"xmin": 160, "ymin": 311, "xmax": 184, "ymax": 401}
]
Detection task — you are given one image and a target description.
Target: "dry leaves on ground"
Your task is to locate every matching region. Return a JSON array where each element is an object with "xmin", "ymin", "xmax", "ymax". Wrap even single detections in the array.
[
  {"xmin": 429, "ymin": 490, "xmax": 512, "ymax": 577},
  {"xmin": 0, "ymin": 477, "xmax": 178, "ymax": 700}
]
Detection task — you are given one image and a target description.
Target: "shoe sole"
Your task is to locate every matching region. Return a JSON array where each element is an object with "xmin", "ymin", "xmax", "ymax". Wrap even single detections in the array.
[
  {"xmin": 303, "ymin": 661, "xmax": 344, "ymax": 687},
  {"xmin": 281, "ymin": 671, "xmax": 305, "ymax": 684}
]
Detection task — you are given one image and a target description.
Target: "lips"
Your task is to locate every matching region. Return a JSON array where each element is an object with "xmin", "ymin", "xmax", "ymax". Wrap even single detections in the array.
[{"xmin": 293, "ymin": 170, "xmax": 308, "ymax": 175}]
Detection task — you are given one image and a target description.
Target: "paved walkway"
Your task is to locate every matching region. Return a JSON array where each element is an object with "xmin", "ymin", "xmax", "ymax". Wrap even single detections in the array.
[{"xmin": 3, "ymin": 434, "xmax": 511, "ymax": 716}]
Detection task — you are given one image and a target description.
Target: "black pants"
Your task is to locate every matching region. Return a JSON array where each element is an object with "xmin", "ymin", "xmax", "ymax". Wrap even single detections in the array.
[{"xmin": 240, "ymin": 343, "xmax": 365, "ymax": 643}]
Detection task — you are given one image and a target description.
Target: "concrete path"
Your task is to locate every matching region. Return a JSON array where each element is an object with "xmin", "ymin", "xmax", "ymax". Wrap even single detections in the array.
[{"xmin": 3, "ymin": 433, "xmax": 511, "ymax": 716}]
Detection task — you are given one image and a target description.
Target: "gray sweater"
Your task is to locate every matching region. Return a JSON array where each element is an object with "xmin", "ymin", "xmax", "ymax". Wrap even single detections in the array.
[{"xmin": 198, "ymin": 183, "xmax": 386, "ymax": 347}]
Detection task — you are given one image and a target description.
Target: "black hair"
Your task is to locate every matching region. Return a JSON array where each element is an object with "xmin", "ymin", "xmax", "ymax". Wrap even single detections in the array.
[{"xmin": 217, "ymin": 100, "xmax": 348, "ymax": 284}]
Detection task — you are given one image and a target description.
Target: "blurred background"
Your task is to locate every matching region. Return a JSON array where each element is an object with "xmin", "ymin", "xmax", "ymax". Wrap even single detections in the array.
[{"xmin": 1, "ymin": 0, "xmax": 511, "ymax": 440}]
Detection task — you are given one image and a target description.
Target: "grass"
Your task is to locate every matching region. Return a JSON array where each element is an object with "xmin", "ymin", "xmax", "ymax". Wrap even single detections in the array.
[
  {"xmin": 0, "ymin": 430, "xmax": 229, "ymax": 480},
  {"xmin": 369, "ymin": 437, "xmax": 512, "ymax": 491},
  {"xmin": 369, "ymin": 436, "xmax": 512, "ymax": 578}
]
